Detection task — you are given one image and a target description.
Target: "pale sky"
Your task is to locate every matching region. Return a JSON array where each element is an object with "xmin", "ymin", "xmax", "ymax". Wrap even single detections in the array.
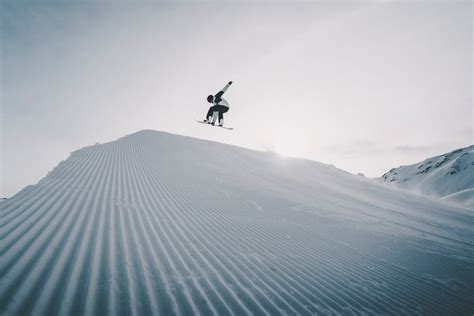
[{"xmin": 1, "ymin": 0, "xmax": 472, "ymax": 197}]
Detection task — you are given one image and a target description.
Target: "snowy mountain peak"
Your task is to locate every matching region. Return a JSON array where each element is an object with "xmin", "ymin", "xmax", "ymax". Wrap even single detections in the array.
[
  {"xmin": 1, "ymin": 131, "xmax": 473, "ymax": 315},
  {"xmin": 380, "ymin": 145, "xmax": 474, "ymax": 207}
]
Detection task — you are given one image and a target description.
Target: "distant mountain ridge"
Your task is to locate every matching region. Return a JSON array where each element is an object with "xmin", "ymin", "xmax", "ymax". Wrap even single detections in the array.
[{"xmin": 380, "ymin": 145, "xmax": 474, "ymax": 207}]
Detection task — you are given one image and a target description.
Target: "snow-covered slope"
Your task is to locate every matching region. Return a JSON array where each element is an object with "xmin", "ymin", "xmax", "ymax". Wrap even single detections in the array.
[
  {"xmin": 380, "ymin": 145, "xmax": 474, "ymax": 207},
  {"xmin": 1, "ymin": 130, "xmax": 473, "ymax": 315}
]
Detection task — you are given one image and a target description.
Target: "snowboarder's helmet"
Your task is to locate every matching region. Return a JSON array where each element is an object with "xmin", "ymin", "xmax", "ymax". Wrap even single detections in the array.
[{"xmin": 207, "ymin": 95, "xmax": 214, "ymax": 103}]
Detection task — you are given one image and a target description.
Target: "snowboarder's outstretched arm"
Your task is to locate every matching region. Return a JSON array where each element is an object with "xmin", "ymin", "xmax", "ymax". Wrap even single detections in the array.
[{"xmin": 215, "ymin": 81, "xmax": 232, "ymax": 99}]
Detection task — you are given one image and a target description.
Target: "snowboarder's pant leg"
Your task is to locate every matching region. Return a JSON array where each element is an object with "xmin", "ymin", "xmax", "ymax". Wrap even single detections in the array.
[
  {"xmin": 206, "ymin": 105, "xmax": 229, "ymax": 120},
  {"xmin": 216, "ymin": 106, "xmax": 229, "ymax": 121},
  {"xmin": 211, "ymin": 111, "xmax": 218, "ymax": 123},
  {"xmin": 206, "ymin": 105, "xmax": 218, "ymax": 120}
]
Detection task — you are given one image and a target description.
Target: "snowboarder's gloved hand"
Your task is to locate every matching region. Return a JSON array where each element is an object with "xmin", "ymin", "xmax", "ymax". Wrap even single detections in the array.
[{"xmin": 228, "ymin": 81, "xmax": 232, "ymax": 85}]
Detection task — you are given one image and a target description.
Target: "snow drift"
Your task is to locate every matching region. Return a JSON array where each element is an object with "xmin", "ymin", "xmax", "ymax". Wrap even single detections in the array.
[
  {"xmin": 1, "ymin": 130, "xmax": 473, "ymax": 315},
  {"xmin": 380, "ymin": 145, "xmax": 474, "ymax": 207}
]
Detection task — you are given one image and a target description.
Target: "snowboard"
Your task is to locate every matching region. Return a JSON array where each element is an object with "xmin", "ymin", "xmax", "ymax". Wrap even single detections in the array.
[{"xmin": 196, "ymin": 120, "xmax": 233, "ymax": 130}]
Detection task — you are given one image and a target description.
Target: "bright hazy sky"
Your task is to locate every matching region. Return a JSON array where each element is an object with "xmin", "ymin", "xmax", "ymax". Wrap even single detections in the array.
[{"xmin": 1, "ymin": 0, "xmax": 472, "ymax": 197}]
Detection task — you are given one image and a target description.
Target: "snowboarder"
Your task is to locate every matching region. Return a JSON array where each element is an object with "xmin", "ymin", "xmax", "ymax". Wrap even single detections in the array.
[{"xmin": 203, "ymin": 81, "xmax": 233, "ymax": 126}]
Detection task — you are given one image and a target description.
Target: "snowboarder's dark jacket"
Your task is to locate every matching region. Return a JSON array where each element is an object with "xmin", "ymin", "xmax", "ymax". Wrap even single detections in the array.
[{"xmin": 213, "ymin": 82, "xmax": 231, "ymax": 108}]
